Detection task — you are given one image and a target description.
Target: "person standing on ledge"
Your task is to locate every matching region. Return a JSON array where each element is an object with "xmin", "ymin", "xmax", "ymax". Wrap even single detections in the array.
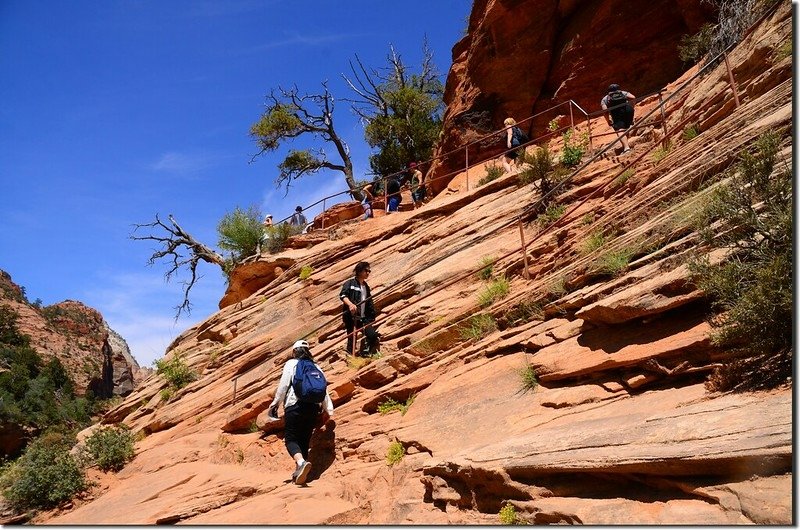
[
  {"xmin": 267, "ymin": 340, "xmax": 334, "ymax": 486},
  {"xmin": 339, "ymin": 261, "xmax": 379, "ymax": 356},
  {"xmin": 601, "ymin": 83, "xmax": 636, "ymax": 153}
]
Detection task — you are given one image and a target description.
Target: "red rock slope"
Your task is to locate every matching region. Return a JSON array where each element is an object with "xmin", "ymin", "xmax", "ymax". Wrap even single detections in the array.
[{"xmin": 41, "ymin": 3, "xmax": 791, "ymax": 525}]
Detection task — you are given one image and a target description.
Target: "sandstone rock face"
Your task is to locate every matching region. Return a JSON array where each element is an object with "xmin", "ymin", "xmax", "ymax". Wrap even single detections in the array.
[
  {"xmin": 0, "ymin": 270, "xmax": 141, "ymax": 397},
  {"xmin": 39, "ymin": 3, "xmax": 792, "ymax": 525},
  {"xmin": 428, "ymin": 0, "xmax": 715, "ymax": 191}
]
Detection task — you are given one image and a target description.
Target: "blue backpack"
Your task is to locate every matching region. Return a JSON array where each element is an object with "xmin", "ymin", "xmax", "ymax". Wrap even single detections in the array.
[{"xmin": 292, "ymin": 359, "xmax": 328, "ymax": 404}]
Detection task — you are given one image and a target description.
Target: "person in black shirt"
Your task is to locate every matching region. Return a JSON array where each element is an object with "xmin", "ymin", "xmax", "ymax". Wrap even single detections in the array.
[
  {"xmin": 338, "ymin": 261, "xmax": 379, "ymax": 356},
  {"xmin": 386, "ymin": 176, "xmax": 402, "ymax": 213}
]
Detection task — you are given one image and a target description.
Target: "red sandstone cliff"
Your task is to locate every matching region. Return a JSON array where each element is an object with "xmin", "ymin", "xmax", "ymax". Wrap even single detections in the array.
[{"xmin": 428, "ymin": 0, "xmax": 716, "ymax": 190}]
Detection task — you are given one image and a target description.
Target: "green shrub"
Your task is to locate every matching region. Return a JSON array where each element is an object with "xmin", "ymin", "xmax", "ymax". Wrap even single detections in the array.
[
  {"xmin": 547, "ymin": 117, "xmax": 561, "ymax": 132},
  {"xmin": 689, "ymin": 132, "xmax": 791, "ymax": 392},
  {"xmin": 678, "ymin": 23, "xmax": 715, "ymax": 63},
  {"xmin": 154, "ymin": 353, "xmax": 196, "ymax": 390},
  {"xmin": 614, "ymin": 169, "xmax": 634, "ymax": 188},
  {"xmin": 580, "ymin": 213, "xmax": 595, "ymax": 226},
  {"xmin": 518, "ymin": 364, "xmax": 538, "ymax": 394},
  {"xmin": 499, "ymin": 502, "xmax": 521, "ymax": 525},
  {"xmin": 518, "ymin": 145, "xmax": 554, "ymax": 188},
  {"xmin": 84, "ymin": 425, "xmax": 135, "ymax": 472},
  {"xmin": 581, "ymin": 230, "xmax": 606, "ymax": 255},
  {"xmin": 652, "ymin": 142, "xmax": 673, "ymax": 164},
  {"xmin": 477, "ymin": 256, "xmax": 496, "ymax": 281},
  {"xmin": 535, "ymin": 203, "xmax": 566, "ymax": 228},
  {"xmin": 263, "ymin": 223, "xmax": 303, "ymax": 254},
  {"xmin": 459, "ymin": 314, "xmax": 497, "ymax": 340},
  {"xmin": 299, "ymin": 265, "xmax": 314, "ymax": 280},
  {"xmin": 478, "ymin": 165, "xmax": 505, "ymax": 186},
  {"xmin": 1, "ymin": 432, "xmax": 86, "ymax": 509},
  {"xmin": 503, "ymin": 300, "xmax": 543, "ymax": 327},
  {"xmin": 377, "ymin": 394, "xmax": 415, "ymax": 416},
  {"xmin": 682, "ymin": 125, "xmax": 700, "ymax": 141},
  {"xmin": 159, "ymin": 388, "xmax": 173, "ymax": 402},
  {"xmin": 217, "ymin": 205, "xmax": 263, "ymax": 261},
  {"xmin": 560, "ymin": 128, "xmax": 586, "ymax": 168},
  {"xmin": 775, "ymin": 39, "xmax": 792, "ymax": 62},
  {"xmin": 593, "ymin": 248, "xmax": 636, "ymax": 277},
  {"xmin": 386, "ymin": 441, "xmax": 405, "ymax": 466},
  {"xmin": 478, "ymin": 277, "xmax": 510, "ymax": 308}
]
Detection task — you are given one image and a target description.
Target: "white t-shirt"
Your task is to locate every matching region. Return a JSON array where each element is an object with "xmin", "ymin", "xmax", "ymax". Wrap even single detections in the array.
[{"xmin": 269, "ymin": 358, "xmax": 334, "ymax": 415}]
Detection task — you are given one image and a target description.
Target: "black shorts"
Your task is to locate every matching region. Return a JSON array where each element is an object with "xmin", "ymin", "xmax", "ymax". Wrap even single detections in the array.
[
  {"xmin": 506, "ymin": 148, "xmax": 519, "ymax": 160},
  {"xmin": 611, "ymin": 105, "xmax": 635, "ymax": 130}
]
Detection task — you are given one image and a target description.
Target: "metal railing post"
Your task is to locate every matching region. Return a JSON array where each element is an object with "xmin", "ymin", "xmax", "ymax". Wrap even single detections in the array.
[
  {"xmin": 518, "ymin": 220, "xmax": 530, "ymax": 280},
  {"xmin": 723, "ymin": 52, "xmax": 741, "ymax": 108},
  {"xmin": 321, "ymin": 197, "xmax": 326, "ymax": 229},
  {"xmin": 658, "ymin": 90, "xmax": 669, "ymax": 149},
  {"xmin": 465, "ymin": 144, "xmax": 469, "ymax": 191},
  {"xmin": 383, "ymin": 178, "xmax": 387, "ymax": 212},
  {"xmin": 569, "ymin": 101, "xmax": 574, "ymax": 130}
]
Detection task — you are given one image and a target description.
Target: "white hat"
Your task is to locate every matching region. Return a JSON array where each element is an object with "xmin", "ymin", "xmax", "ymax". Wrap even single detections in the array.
[{"xmin": 292, "ymin": 339, "xmax": 309, "ymax": 350}]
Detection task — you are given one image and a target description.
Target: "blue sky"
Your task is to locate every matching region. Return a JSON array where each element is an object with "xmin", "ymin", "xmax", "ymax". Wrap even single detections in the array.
[{"xmin": 0, "ymin": 0, "xmax": 469, "ymax": 367}]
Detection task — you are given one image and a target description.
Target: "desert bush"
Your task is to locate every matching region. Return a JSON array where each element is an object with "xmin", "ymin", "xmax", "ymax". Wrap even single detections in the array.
[
  {"xmin": 614, "ymin": 169, "xmax": 635, "ymax": 188},
  {"xmin": 476, "ymin": 256, "xmax": 496, "ymax": 281},
  {"xmin": 581, "ymin": 230, "xmax": 606, "ymax": 255},
  {"xmin": 84, "ymin": 425, "xmax": 135, "ymax": 472},
  {"xmin": 774, "ymin": 39, "xmax": 791, "ymax": 61},
  {"xmin": 689, "ymin": 132, "xmax": 791, "ymax": 392},
  {"xmin": 299, "ymin": 265, "xmax": 314, "ymax": 280},
  {"xmin": 1, "ymin": 431, "xmax": 86, "ymax": 509},
  {"xmin": 518, "ymin": 364, "xmax": 538, "ymax": 394},
  {"xmin": 217, "ymin": 205, "xmax": 263, "ymax": 261},
  {"xmin": 478, "ymin": 165, "xmax": 506, "ymax": 186},
  {"xmin": 682, "ymin": 124, "xmax": 700, "ymax": 141},
  {"xmin": 499, "ymin": 502, "xmax": 521, "ymax": 525},
  {"xmin": 652, "ymin": 142, "xmax": 673, "ymax": 163},
  {"xmin": 154, "ymin": 353, "xmax": 196, "ymax": 390},
  {"xmin": 386, "ymin": 441, "xmax": 405, "ymax": 466},
  {"xmin": 377, "ymin": 394, "xmax": 415, "ymax": 416},
  {"xmin": 518, "ymin": 145, "xmax": 554, "ymax": 188},
  {"xmin": 593, "ymin": 248, "xmax": 636, "ymax": 277},
  {"xmin": 678, "ymin": 23, "xmax": 715, "ymax": 63},
  {"xmin": 535, "ymin": 203, "xmax": 566, "ymax": 228},
  {"xmin": 478, "ymin": 277, "xmax": 510, "ymax": 308},
  {"xmin": 502, "ymin": 300, "xmax": 543, "ymax": 327},
  {"xmin": 560, "ymin": 129, "xmax": 586, "ymax": 168},
  {"xmin": 263, "ymin": 223, "xmax": 303, "ymax": 254},
  {"xmin": 459, "ymin": 314, "xmax": 497, "ymax": 340}
]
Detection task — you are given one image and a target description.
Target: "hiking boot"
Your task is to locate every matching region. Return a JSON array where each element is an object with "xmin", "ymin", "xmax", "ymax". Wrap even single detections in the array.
[{"xmin": 293, "ymin": 461, "xmax": 312, "ymax": 485}]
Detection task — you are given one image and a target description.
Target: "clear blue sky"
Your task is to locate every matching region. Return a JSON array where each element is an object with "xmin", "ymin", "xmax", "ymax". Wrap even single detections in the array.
[{"xmin": 0, "ymin": 0, "xmax": 469, "ymax": 367}]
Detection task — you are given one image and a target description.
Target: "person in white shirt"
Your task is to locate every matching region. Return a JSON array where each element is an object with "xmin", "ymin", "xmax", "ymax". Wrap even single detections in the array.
[{"xmin": 267, "ymin": 340, "xmax": 334, "ymax": 485}]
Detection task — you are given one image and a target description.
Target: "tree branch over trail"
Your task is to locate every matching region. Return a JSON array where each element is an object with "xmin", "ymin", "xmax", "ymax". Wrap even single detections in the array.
[
  {"xmin": 131, "ymin": 214, "xmax": 225, "ymax": 318},
  {"xmin": 249, "ymin": 82, "xmax": 360, "ymax": 199}
]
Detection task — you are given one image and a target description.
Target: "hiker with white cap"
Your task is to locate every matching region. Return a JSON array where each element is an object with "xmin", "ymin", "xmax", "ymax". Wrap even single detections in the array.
[
  {"xmin": 267, "ymin": 340, "xmax": 334, "ymax": 485},
  {"xmin": 256, "ymin": 214, "xmax": 274, "ymax": 255}
]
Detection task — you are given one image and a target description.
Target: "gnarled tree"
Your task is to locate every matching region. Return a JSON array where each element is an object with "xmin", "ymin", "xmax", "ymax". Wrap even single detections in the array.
[
  {"xmin": 343, "ymin": 41, "xmax": 444, "ymax": 178},
  {"xmin": 249, "ymin": 82, "xmax": 360, "ymax": 199},
  {"xmin": 131, "ymin": 214, "xmax": 224, "ymax": 318}
]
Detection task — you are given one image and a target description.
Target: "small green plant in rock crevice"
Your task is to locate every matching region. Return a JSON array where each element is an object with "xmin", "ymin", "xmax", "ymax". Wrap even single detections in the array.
[
  {"xmin": 459, "ymin": 314, "xmax": 497, "ymax": 340},
  {"xmin": 535, "ymin": 203, "xmax": 566, "ymax": 228},
  {"xmin": 652, "ymin": 142, "xmax": 673, "ymax": 164},
  {"xmin": 377, "ymin": 394, "xmax": 416, "ymax": 416},
  {"xmin": 499, "ymin": 502, "xmax": 523, "ymax": 525},
  {"xmin": 682, "ymin": 124, "xmax": 700, "ymax": 141},
  {"xmin": 154, "ymin": 352, "xmax": 196, "ymax": 391},
  {"xmin": 560, "ymin": 128, "xmax": 587, "ymax": 168},
  {"xmin": 299, "ymin": 265, "xmax": 314, "ymax": 280},
  {"xmin": 478, "ymin": 165, "xmax": 506, "ymax": 186},
  {"xmin": 478, "ymin": 276, "xmax": 510, "ymax": 308},
  {"xmin": 581, "ymin": 230, "xmax": 607, "ymax": 255},
  {"xmin": 592, "ymin": 247, "xmax": 636, "ymax": 277},
  {"xmin": 477, "ymin": 256, "xmax": 496, "ymax": 281},
  {"xmin": 386, "ymin": 440, "xmax": 405, "ymax": 466},
  {"xmin": 518, "ymin": 364, "xmax": 538, "ymax": 394}
]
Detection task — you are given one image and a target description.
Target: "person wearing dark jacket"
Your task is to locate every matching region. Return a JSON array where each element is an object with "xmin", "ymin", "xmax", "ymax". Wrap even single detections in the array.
[
  {"xmin": 386, "ymin": 177, "xmax": 402, "ymax": 213},
  {"xmin": 339, "ymin": 261, "xmax": 379, "ymax": 356}
]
